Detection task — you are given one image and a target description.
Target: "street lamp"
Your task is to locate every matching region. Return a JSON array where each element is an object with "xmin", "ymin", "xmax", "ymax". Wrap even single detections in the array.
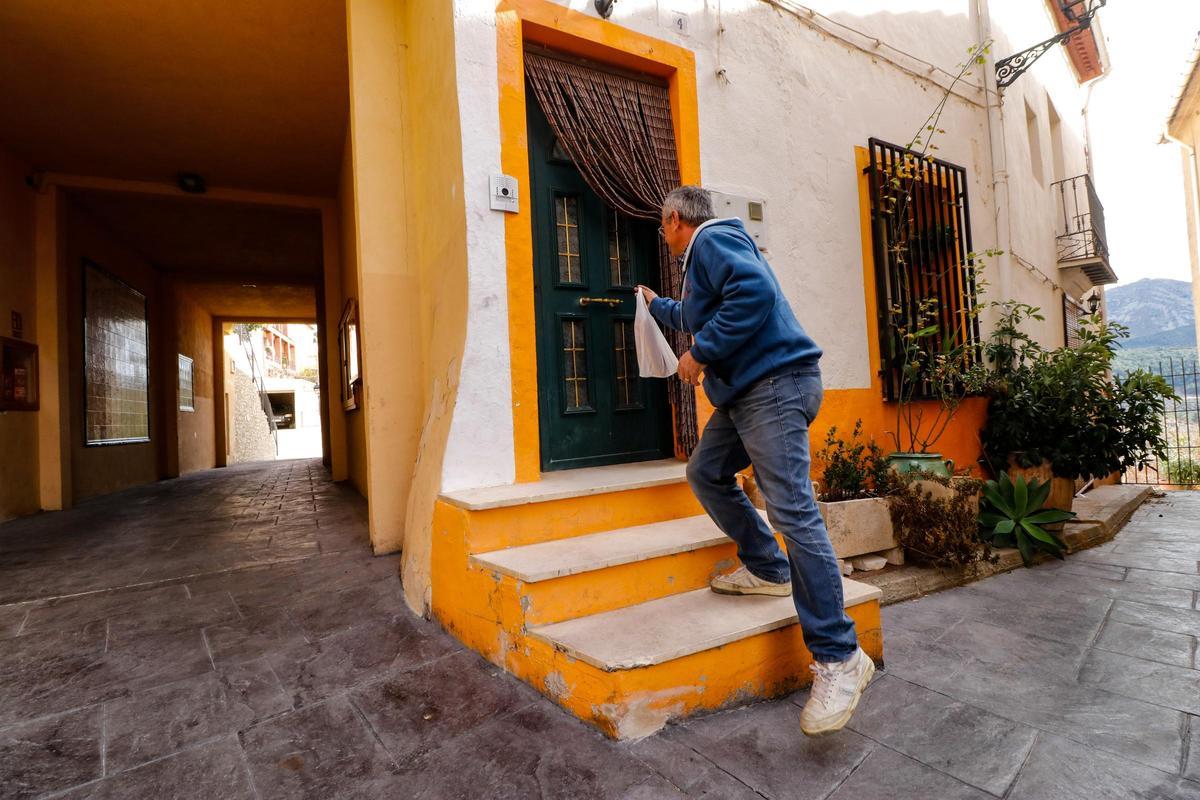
[{"xmin": 995, "ymin": 0, "xmax": 1106, "ymax": 89}]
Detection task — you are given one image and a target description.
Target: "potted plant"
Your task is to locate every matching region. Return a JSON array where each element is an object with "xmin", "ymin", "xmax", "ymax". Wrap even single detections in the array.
[
  {"xmin": 814, "ymin": 422, "xmax": 899, "ymax": 562},
  {"xmin": 885, "ymin": 297, "xmax": 992, "ymax": 476},
  {"xmin": 978, "ymin": 472, "xmax": 1075, "ymax": 566},
  {"xmin": 888, "ymin": 471, "xmax": 989, "ymax": 569},
  {"xmin": 981, "ymin": 304, "xmax": 1177, "ymax": 509}
]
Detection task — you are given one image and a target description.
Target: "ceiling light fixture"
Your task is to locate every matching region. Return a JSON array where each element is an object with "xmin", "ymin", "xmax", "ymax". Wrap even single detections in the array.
[{"xmin": 177, "ymin": 173, "xmax": 207, "ymax": 194}]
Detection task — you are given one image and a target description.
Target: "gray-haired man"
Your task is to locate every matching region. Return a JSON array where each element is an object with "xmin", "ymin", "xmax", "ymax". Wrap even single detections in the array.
[{"xmin": 637, "ymin": 186, "xmax": 873, "ymax": 736}]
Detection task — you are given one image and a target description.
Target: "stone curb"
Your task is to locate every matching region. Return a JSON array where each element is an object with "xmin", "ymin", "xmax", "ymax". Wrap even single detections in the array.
[{"xmin": 855, "ymin": 485, "xmax": 1154, "ymax": 606}]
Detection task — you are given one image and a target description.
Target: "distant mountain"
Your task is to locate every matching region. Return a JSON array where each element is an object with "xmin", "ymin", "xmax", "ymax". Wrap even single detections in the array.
[
  {"xmin": 1112, "ymin": 345, "xmax": 1198, "ymax": 378},
  {"xmin": 1106, "ymin": 278, "xmax": 1196, "ymax": 349},
  {"xmin": 1124, "ymin": 325, "xmax": 1197, "ymax": 349}
]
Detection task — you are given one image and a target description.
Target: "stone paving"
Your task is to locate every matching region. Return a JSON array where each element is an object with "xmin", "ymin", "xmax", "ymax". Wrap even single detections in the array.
[{"xmin": 1, "ymin": 460, "xmax": 1199, "ymax": 799}]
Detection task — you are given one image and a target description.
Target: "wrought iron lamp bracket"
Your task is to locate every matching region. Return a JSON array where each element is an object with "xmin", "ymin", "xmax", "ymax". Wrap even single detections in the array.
[{"xmin": 994, "ymin": 0, "xmax": 1105, "ymax": 89}]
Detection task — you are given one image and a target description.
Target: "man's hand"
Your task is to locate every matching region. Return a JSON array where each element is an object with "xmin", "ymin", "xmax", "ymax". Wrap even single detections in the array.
[
  {"xmin": 678, "ymin": 351, "xmax": 705, "ymax": 386},
  {"xmin": 636, "ymin": 284, "xmax": 658, "ymax": 303}
]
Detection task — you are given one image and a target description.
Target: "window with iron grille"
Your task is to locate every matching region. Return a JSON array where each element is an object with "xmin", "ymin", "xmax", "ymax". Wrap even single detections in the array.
[
  {"xmin": 178, "ymin": 354, "xmax": 194, "ymax": 412},
  {"xmin": 867, "ymin": 138, "xmax": 982, "ymax": 401},
  {"xmin": 1062, "ymin": 293, "xmax": 1087, "ymax": 348}
]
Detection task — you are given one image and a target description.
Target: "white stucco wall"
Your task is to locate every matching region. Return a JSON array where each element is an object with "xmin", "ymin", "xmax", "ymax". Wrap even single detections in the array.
[
  {"xmin": 441, "ymin": 1, "xmax": 517, "ymax": 493},
  {"xmin": 441, "ymin": 0, "xmax": 1102, "ymax": 492},
  {"xmin": 679, "ymin": 0, "xmax": 989, "ymax": 391}
]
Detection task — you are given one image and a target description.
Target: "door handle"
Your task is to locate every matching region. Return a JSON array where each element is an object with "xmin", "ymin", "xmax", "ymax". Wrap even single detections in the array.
[{"xmin": 578, "ymin": 297, "xmax": 623, "ymax": 308}]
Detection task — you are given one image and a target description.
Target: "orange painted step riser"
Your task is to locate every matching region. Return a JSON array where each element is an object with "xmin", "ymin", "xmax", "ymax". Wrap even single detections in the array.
[
  {"xmin": 517, "ymin": 603, "xmax": 882, "ymax": 739},
  {"xmin": 458, "ymin": 482, "xmax": 705, "ymax": 552},
  {"xmin": 432, "ymin": 497, "xmax": 885, "ymax": 739},
  {"xmin": 434, "ymin": 584, "xmax": 882, "ymax": 739},
  {"xmin": 482, "ymin": 532, "xmax": 790, "ymax": 626}
]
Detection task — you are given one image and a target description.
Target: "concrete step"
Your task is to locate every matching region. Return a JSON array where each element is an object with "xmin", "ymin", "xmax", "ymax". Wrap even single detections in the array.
[
  {"xmin": 466, "ymin": 512, "xmax": 776, "ymax": 625},
  {"xmin": 433, "ymin": 461, "xmax": 887, "ymax": 739},
  {"xmin": 440, "ymin": 459, "xmax": 688, "ymax": 511},
  {"xmin": 1070, "ymin": 484, "xmax": 1152, "ymax": 533},
  {"xmin": 530, "ymin": 580, "xmax": 882, "ymax": 672},
  {"xmin": 516, "ymin": 580, "xmax": 884, "ymax": 738},
  {"xmin": 435, "ymin": 459, "xmax": 704, "ymax": 552},
  {"xmin": 469, "ymin": 512, "xmax": 769, "ymax": 582}
]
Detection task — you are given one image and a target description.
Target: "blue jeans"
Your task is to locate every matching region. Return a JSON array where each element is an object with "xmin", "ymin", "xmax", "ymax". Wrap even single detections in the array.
[{"xmin": 687, "ymin": 371, "xmax": 858, "ymax": 663}]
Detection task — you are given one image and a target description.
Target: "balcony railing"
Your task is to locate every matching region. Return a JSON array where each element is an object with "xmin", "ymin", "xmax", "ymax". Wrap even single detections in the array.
[{"xmin": 1052, "ymin": 173, "xmax": 1117, "ymax": 285}]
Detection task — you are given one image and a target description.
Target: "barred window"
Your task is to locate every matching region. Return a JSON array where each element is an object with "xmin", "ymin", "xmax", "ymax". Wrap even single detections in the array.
[
  {"xmin": 1063, "ymin": 294, "xmax": 1088, "ymax": 348},
  {"xmin": 867, "ymin": 138, "xmax": 982, "ymax": 401}
]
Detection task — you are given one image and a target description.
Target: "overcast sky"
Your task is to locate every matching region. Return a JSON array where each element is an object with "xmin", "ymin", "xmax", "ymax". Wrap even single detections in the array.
[{"xmin": 1089, "ymin": 2, "xmax": 1199, "ymax": 286}]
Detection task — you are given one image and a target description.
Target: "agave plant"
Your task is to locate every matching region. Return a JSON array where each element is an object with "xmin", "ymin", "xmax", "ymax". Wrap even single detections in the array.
[{"xmin": 978, "ymin": 472, "xmax": 1075, "ymax": 567}]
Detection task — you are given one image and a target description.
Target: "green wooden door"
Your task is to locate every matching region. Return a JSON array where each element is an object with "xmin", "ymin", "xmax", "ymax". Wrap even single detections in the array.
[{"xmin": 527, "ymin": 95, "xmax": 673, "ymax": 472}]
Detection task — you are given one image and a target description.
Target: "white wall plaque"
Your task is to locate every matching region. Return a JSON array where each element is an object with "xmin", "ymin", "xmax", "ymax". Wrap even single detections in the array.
[
  {"xmin": 490, "ymin": 174, "xmax": 519, "ymax": 213},
  {"xmin": 708, "ymin": 190, "xmax": 769, "ymax": 252}
]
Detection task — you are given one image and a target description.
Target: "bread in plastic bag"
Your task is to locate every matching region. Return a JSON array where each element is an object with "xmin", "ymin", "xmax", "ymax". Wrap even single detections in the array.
[{"xmin": 634, "ymin": 287, "xmax": 679, "ymax": 378}]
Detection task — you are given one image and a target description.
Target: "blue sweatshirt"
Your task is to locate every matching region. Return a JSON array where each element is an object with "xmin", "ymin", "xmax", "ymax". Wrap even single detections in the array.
[{"xmin": 650, "ymin": 218, "xmax": 822, "ymax": 409}]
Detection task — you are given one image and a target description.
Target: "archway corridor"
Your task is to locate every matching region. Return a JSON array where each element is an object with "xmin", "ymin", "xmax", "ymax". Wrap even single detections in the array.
[
  {"xmin": 0, "ymin": 0, "xmax": 363, "ymax": 526},
  {"xmin": 2, "ymin": 0, "xmax": 470, "ymax": 613}
]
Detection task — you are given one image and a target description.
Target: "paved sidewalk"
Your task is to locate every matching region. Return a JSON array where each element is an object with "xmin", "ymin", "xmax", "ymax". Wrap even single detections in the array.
[{"xmin": 1, "ymin": 461, "xmax": 1198, "ymax": 799}]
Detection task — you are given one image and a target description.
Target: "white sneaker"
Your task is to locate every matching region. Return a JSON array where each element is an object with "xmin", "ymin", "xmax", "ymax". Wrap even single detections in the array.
[
  {"xmin": 709, "ymin": 565, "xmax": 792, "ymax": 597},
  {"xmin": 800, "ymin": 647, "xmax": 875, "ymax": 736}
]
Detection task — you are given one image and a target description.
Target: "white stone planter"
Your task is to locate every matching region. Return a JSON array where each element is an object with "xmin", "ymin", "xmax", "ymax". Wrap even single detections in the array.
[{"xmin": 817, "ymin": 497, "xmax": 897, "ymax": 560}]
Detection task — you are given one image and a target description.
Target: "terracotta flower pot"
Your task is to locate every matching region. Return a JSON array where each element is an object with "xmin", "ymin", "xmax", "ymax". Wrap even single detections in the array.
[{"xmin": 1005, "ymin": 457, "xmax": 1074, "ymax": 528}]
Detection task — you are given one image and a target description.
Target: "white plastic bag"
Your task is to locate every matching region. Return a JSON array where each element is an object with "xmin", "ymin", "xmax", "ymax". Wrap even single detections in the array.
[{"xmin": 634, "ymin": 288, "xmax": 679, "ymax": 378}]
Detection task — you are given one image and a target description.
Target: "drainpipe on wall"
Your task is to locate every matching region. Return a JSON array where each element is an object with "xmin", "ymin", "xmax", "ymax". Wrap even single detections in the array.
[
  {"xmin": 1162, "ymin": 131, "xmax": 1199, "ymax": 232},
  {"xmin": 976, "ymin": 0, "xmax": 1013, "ymax": 302}
]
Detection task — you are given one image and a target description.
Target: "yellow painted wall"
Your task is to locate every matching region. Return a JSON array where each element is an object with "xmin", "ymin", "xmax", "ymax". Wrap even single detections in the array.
[
  {"xmin": 346, "ymin": 0, "xmax": 418, "ymax": 555},
  {"xmin": 0, "ymin": 147, "xmax": 41, "ymax": 521},
  {"xmin": 34, "ymin": 187, "xmax": 69, "ymax": 511},
  {"xmin": 1169, "ymin": 87, "xmax": 1200, "ymax": 355},
  {"xmin": 173, "ymin": 286, "xmax": 215, "ymax": 475},
  {"xmin": 65, "ymin": 199, "xmax": 163, "ymax": 501},
  {"xmin": 397, "ymin": 0, "xmax": 470, "ymax": 613},
  {"xmin": 336, "ymin": 131, "xmax": 368, "ymax": 497},
  {"xmin": 343, "ymin": 0, "xmax": 469, "ymax": 612}
]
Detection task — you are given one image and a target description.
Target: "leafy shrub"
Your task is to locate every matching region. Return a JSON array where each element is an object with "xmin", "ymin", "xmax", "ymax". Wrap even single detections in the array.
[
  {"xmin": 982, "ymin": 305, "xmax": 1177, "ymax": 480},
  {"xmin": 978, "ymin": 472, "xmax": 1075, "ymax": 566},
  {"xmin": 888, "ymin": 473, "xmax": 990, "ymax": 568},
  {"xmin": 816, "ymin": 421, "xmax": 895, "ymax": 502},
  {"xmin": 1166, "ymin": 459, "xmax": 1200, "ymax": 486}
]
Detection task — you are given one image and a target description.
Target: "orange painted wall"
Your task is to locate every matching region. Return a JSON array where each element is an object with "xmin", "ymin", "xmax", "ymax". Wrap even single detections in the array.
[
  {"xmin": 65, "ymin": 199, "xmax": 163, "ymax": 501},
  {"xmin": 0, "ymin": 146, "xmax": 40, "ymax": 521},
  {"xmin": 812, "ymin": 145, "xmax": 987, "ymax": 476}
]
